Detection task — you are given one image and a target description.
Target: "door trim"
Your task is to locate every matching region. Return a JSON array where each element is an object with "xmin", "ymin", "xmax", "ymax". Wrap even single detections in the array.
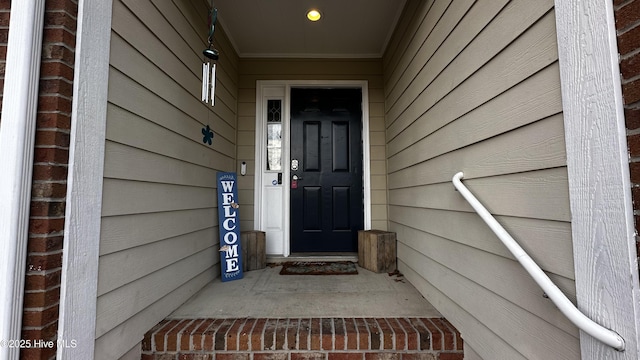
[{"xmin": 254, "ymin": 80, "xmax": 372, "ymax": 257}]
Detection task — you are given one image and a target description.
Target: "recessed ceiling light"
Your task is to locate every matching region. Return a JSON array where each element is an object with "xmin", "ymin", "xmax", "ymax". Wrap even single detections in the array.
[{"xmin": 307, "ymin": 9, "xmax": 321, "ymax": 22}]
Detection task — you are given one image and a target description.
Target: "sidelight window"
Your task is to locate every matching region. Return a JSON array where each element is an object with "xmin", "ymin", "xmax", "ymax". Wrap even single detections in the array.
[{"xmin": 266, "ymin": 99, "xmax": 282, "ymax": 171}]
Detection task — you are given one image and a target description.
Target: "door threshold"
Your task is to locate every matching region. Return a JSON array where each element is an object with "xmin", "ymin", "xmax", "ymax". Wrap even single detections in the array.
[{"xmin": 267, "ymin": 252, "xmax": 358, "ymax": 264}]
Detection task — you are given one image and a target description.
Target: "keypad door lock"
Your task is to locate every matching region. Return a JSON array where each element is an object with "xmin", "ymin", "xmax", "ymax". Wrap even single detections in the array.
[{"xmin": 291, "ymin": 159, "xmax": 299, "ymax": 171}]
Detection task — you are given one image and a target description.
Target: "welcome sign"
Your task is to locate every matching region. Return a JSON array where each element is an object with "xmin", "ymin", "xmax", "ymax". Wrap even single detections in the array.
[{"xmin": 217, "ymin": 172, "xmax": 243, "ymax": 281}]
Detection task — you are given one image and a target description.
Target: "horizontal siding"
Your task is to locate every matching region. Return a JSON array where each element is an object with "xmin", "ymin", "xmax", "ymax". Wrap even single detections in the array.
[
  {"xmin": 386, "ymin": 63, "xmax": 563, "ymax": 166},
  {"xmin": 388, "ymin": 115, "xmax": 566, "ymax": 187},
  {"xmin": 96, "ymin": 250, "xmax": 215, "ymax": 338},
  {"xmin": 95, "ymin": 267, "xmax": 214, "ymax": 359},
  {"xmin": 97, "ymin": 228, "xmax": 215, "ymax": 296},
  {"xmin": 104, "ymin": 141, "xmax": 224, "ymax": 187},
  {"xmin": 101, "ymin": 179, "xmax": 215, "ymax": 216},
  {"xmin": 383, "ymin": 0, "xmax": 576, "ymax": 359},
  {"xmin": 389, "ymin": 207, "xmax": 575, "ymax": 282},
  {"xmin": 389, "ymin": 168, "xmax": 570, "ymax": 222},
  {"xmin": 463, "ymin": 343, "xmax": 483, "ymax": 360},
  {"xmin": 399, "ymin": 246, "xmax": 577, "ymax": 359},
  {"xmin": 237, "ymin": 58, "xmax": 388, "ymax": 231},
  {"xmin": 100, "ymin": 208, "xmax": 216, "ymax": 255},
  {"xmin": 97, "ymin": 0, "xmax": 238, "ymax": 358}
]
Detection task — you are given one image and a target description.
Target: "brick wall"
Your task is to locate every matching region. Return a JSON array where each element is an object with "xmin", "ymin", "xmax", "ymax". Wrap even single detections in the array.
[
  {"xmin": 18, "ymin": 1, "xmax": 77, "ymax": 359},
  {"xmin": 615, "ymin": 0, "xmax": 640, "ymax": 271}
]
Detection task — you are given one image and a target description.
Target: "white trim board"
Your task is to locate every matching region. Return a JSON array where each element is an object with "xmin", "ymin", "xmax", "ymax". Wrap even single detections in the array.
[
  {"xmin": 254, "ymin": 80, "xmax": 372, "ymax": 256},
  {"xmin": 0, "ymin": 2, "xmax": 45, "ymax": 359},
  {"xmin": 554, "ymin": 1, "xmax": 640, "ymax": 358},
  {"xmin": 57, "ymin": 0, "xmax": 113, "ymax": 358}
]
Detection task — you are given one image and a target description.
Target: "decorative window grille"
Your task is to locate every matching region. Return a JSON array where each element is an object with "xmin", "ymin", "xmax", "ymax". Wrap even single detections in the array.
[{"xmin": 266, "ymin": 100, "xmax": 282, "ymax": 171}]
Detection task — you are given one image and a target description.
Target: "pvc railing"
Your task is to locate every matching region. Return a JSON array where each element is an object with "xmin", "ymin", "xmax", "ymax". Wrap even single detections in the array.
[{"xmin": 452, "ymin": 172, "xmax": 625, "ymax": 352}]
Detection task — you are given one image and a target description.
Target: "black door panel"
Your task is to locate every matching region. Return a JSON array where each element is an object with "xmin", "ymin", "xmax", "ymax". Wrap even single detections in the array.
[{"xmin": 290, "ymin": 88, "xmax": 363, "ymax": 252}]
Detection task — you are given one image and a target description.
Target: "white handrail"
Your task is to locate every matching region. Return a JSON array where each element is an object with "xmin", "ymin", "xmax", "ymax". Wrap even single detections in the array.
[{"xmin": 452, "ymin": 172, "xmax": 625, "ymax": 352}]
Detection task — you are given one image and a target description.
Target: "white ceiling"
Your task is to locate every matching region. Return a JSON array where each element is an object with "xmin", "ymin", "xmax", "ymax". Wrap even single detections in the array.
[{"xmin": 213, "ymin": 0, "xmax": 407, "ymax": 58}]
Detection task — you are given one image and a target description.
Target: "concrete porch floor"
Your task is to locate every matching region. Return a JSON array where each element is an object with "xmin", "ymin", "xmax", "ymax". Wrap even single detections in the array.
[
  {"xmin": 144, "ymin": 262, "xmax": 465, "ymax": 360},
  {"xmin": 168, "ymin": 263, "xmax": 441, "ymax": 319}
]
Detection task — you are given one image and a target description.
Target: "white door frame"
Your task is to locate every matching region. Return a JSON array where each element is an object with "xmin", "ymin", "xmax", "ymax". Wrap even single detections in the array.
[{"xmin": 254, "ymin": 80, "xmax": 372, "ymax": 256}]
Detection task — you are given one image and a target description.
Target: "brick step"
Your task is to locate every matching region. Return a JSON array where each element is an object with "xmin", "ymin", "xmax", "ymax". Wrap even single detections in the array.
[{"xmin": 141, "ymin": 318, "xmax": 464, "ymax": 360}]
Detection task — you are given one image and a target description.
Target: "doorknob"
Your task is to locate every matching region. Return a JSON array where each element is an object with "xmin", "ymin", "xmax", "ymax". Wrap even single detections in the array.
[{"xmin": 292, "ymin": 174, "xmax": 303, "ymax": 180}]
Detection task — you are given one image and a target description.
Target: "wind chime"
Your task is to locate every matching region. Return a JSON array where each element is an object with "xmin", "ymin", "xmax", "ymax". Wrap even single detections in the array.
[{"xmin": 202, "ymin": 6, "xmax": 219, "ymax": 107}]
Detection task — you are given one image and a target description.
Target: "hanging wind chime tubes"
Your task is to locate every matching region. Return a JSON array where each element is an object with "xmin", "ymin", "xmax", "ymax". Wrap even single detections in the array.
[
  {"xmin": 202, "ymin": 62, "xmax": 216, "ymax": 106},
  {"xmin": 202, "ymin": 7, "xmax": 219, "ymax": 107}
]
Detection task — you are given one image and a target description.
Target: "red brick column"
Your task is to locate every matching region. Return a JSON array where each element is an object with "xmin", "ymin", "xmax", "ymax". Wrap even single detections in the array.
[
  {"xmin": 10, "ymin": 1, "xmax": 77, "ymax": 359},
  {"xmin": 615, "ymin": 0, "xmax": 640, "ymax": 272}
]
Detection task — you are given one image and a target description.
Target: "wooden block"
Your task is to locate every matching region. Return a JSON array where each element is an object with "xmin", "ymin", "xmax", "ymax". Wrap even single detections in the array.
[
  {"xmin": 357, "ymin": 230, "xmax": 397, "ymax": 273},
  {"xmin": 241, "ymin": 231, "xmax": 266, "ymax": 271},
  {"xmin": 358, "ymin": 231, "xmax": 365, "ymax": 268}
]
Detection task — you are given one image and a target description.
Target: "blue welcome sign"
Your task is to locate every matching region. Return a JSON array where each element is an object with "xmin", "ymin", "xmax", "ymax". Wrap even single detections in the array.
[{"xmin": 217, "ymin": 172, "xmax": 243, "ymax": 282}]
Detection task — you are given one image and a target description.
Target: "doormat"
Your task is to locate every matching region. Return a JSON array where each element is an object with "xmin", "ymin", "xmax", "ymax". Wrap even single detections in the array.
[{"xmin": 279, "ymin": 261, "xmax": 358, "ymax": 275}]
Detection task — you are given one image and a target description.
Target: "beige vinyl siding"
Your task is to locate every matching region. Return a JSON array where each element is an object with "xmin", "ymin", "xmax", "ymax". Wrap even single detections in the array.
[
  {"xmin": 237, "ymin": 58, "xmax": 389, "ymax": 231},
  {"xmin": 96, "ymin": 0, "xmax": 238, "ymax": 358},
  {"xmin": 383, "ymin": 0, "xmax": 576, "ymax": 359}
]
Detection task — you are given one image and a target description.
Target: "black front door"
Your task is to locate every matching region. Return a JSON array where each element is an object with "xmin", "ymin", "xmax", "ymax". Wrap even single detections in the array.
[{"xmin": 290, "ymin": 88, "xmax": 364, "ymax": 252}]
